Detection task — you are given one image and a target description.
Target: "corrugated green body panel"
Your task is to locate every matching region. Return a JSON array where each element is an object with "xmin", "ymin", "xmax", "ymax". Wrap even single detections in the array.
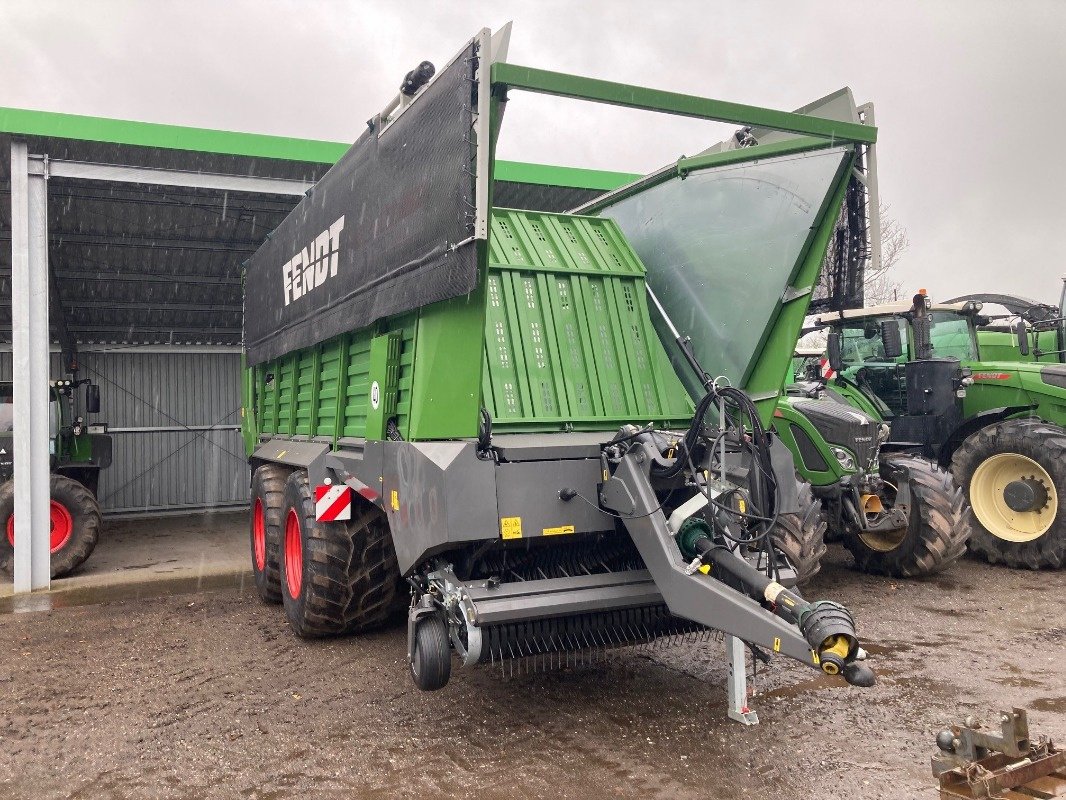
[
  {"xmin": 484, "ymin": 209, "xmax": 692, "ymax": 432},
  {"xmin": 246, "ymin": 209, "xmax": 694, "ymax": 449},
  {"xmin": 251, "ymin": 314, "xmax": 419, "ymax": 447}
]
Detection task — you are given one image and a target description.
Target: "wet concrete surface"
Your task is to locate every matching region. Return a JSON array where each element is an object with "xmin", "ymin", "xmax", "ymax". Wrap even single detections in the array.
[
  {"xmin": 0, "ymin": 511, "xmax": 249, "ymax": 605},
  {"xmin": 0, "ymin": 546, "xmax": 1063, "ymax": 800}
]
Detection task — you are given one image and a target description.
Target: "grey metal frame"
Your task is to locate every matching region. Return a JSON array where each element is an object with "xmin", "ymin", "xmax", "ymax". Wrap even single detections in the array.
[
  {"xmin": 9, "ymin": 145, "xmax": 51, "ymax": 592},
  {"xmin": 7, "ymin": 147, "xmax": 313, "ymax": 594}
]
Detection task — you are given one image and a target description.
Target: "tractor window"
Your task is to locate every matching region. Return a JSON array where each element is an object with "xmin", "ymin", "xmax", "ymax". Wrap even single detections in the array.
[
  {"xmin": 837, "ymin": 319, "xmax": 907, "ymax": 369},
  {"xmin": 0, "ymin": 386, "xmax": 12, "ymax": 432},
  {"xmin": 836, "ymin": 318, "xmax": 908, "ymax": 416},
  {"xmin": 929, "ymin": 312, "xmax": 978, "ymax": 360}
]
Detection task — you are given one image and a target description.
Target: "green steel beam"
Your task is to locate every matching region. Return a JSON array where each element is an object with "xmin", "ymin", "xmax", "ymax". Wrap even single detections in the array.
[
  {"xmin": 675, "ymin": 136, "xmax": 838, "ymax": 175},
  {"xmin": 493, "ymin": 161, "xmax": 636, "ymax": 190},
  {"xmin": 580, "ymin": 136, "xmax": 845, "ymax": 217},
  {"xmin": 492, "ymin": 63, "xmax": 877, "ymax": 144}
]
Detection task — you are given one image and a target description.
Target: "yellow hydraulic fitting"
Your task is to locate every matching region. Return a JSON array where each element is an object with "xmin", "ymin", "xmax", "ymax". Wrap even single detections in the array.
[{"xmin": 818, "ymin": 635, "xmax": 852, "ymax": 675}]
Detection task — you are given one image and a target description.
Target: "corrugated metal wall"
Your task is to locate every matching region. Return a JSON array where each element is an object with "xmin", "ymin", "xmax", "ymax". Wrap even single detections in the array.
[{"xmin": 0, "ymin": 348, "xmax": 248, "ymax": 514}]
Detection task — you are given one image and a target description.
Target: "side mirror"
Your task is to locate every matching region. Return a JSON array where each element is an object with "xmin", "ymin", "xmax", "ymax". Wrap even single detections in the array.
[
  {"xmin": 85, "ymin": 383, "xmax": 101, "ymax": 414},
  {"xmin": 1015, "ymin": 320, "xmax": 1030, "ymax": 356},
  {"xmin": 826, "ymin": 331, "xmax": 844, "ymax": 374},
  {"xmin": 880, "ymin": 320, "xmax": 903, "ymax": 359}
]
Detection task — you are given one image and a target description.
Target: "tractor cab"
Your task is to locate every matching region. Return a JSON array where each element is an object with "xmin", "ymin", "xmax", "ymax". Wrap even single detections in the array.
[{"xmin": 813, "ymin": 294, "xmax": 977, "ymax": 459}]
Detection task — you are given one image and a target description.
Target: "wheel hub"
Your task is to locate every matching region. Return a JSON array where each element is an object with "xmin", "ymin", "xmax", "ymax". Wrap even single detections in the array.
[
  {"xmin": 6, "ymin": 501, "xmax": 74, "ymax": 554},
  {"xmin": 1003, "ymin": 477, "xmax": 1050, "ymax": 514},
  {"xmin": 969, "ymin": 452, "xmax": 1058, "ymax": 543}
]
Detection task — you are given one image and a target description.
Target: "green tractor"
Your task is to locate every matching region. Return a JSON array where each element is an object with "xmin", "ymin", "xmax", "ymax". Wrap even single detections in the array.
[
  {"xmin": 0, "ymin": 373, "xmax": 111, "ymax": 578},
  {"xmin": 774, "ymin": 387, "xmax": 968, "ymax": 578},
  {"xmin": 810, "ymin": 292, "xmax": 1066, "ymax": 569},
  {"xmin": 945, "ymin": 285, "xmax": 1066, "ymax": 365}
]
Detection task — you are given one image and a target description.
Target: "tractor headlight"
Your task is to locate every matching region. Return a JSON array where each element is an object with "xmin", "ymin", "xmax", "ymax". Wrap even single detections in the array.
[
  {"xmin": 832, "ymin": 447, "xmax": 856, "ymax": 472},
  {"xmin": 878, "ymin": 423, "xmax": 891, "ymax": 443}
]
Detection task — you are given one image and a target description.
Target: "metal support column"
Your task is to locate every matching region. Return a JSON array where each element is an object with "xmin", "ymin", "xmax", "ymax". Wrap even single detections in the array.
[
  {"xmin": 10, "ymin": 143, "xmax": 51, "ymax": 593},
  {"xmin": 726, "ymin": 635, "xmax": 759, "ymax": 725}
]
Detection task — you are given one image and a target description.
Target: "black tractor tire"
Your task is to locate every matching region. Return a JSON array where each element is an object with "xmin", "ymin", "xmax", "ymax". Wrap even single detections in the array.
[
  {"xmin": 249, "ymin": 463, "xmax": 289, "ymax": 604},
  {"xmin": 410, "ymin": 615, "xmax": 452, "ymax": 692},
  {"xmin": 280, "ymin": 470, "xmax": 404, "ymax": 638},
  {"xmin": 952, "ymin": 419, "xmax": 1066, "ymax": 569},
  {"xmin": 771, "ymin": 481, "xmax": 827, "ymax": 587},
  {"xmin": 0, "ymin": 474, "xmax": 101, "ymax": 579},
  {"xmin": 844, "ymin": 454, "xmax": 968, "ymax": 578}
]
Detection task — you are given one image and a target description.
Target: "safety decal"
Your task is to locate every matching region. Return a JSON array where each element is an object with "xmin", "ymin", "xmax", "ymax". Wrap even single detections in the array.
[
  {"xmin": 542, "ymin": 525, "xmax": 575, "ymax": 536},
  {"xmin": 315, "ymin": 484, "xmax": 352, "ymax": 522},
  {"xmin": 501, "ymin": 517, "xmax": 523, "ymax": 540}
]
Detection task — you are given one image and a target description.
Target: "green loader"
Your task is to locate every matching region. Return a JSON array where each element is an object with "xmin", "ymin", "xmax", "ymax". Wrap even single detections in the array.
[
  {"xmin": 239, "ymin": 26, "xmax": 880, "ymax": 698},
  {"xmin": 812, "ymin": 292, "xmax": 1066, "ymax": 569}
]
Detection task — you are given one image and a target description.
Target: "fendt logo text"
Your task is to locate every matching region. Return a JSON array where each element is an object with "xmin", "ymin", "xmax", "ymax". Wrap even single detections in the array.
[{"xmin": 282, "ymin": 216, "xmax": 346, "ymax": 305}]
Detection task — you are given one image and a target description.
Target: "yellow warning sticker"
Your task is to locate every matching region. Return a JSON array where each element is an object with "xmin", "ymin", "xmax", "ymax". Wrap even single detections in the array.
[
  {"xmin": 781, "ymin": 596, "xmax": 795, "ymax": 608},
  {"xmin": 390, "ymin": 490, "xmax": 399, "ymax": 511},
  {"xmin": 542, "ymin": 525, "xmax": 575, "ymax": 536},
  {"xmin": 773, "ymin": 637, "xmax": 781, "ymax": 653},
  {"xmin": 501, "ymin": 517, "xmax": 523, "ymax": 539}
]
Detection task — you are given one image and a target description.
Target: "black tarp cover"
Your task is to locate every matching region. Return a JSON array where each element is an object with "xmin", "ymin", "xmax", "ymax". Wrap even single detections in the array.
[{"xmin": 244, "ymin": 42, "xmax": 479, "ymax": 365}]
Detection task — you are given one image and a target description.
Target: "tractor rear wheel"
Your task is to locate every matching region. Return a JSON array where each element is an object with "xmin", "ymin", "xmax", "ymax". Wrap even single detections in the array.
[
  {"xmin": 250, "ymin": 463, "xmax": 288, "ymax": 604},
  {"xmin": 844, "ymin": 455, "xmax": 968, "ymax": 577},
  {"xmin": 770, "ymin": 482, "xmax": 827, "ymax": 587},
  {"xmin": 0, "ymin": 474, "xmax": 101, "ymax": 578},
  {"xmin": 953, "ymin": 419, "xmax": 1066, "ymax": 569},
  {"xmin": 280, "ymin": 470, "xmax": 404, "ymax": 638}
]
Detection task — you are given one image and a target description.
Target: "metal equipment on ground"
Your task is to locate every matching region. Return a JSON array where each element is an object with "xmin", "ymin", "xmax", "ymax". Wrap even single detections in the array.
[
  {"xmin": 240, "ymin": 26, "xmax": 879, "ymax": 706},
  {"xmin": 933, "ymin": 708, "xmax": 1066, "ymax": 799}
]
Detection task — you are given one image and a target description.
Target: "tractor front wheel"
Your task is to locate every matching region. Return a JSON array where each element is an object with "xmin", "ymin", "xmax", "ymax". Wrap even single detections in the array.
[
  {"xmin": 844, "ymin": 455, "xmax": 968, "ymax": 577},
  {"xmin": 953, "ymin": 419, "xmax": 1066, "ymax": 569},
  {"xmin": 0, "ymin": 474, "xmax": 101, "ymax": 578},
  {"xmin": 770, "ymin": 481, "xmax": 827, "ymax": 587}
]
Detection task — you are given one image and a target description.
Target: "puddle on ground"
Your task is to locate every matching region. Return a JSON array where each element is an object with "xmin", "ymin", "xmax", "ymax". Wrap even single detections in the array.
[
  {"xmin": 1030, "ymin": 696, "xmax": 1066, "ymax": 714},
  {"xmin": 0, "ymin": 572, "xmax": 252, "ymax": 614}
]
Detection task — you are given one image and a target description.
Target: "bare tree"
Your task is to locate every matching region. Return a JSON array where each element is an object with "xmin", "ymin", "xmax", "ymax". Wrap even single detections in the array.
[{"xmin": 864, "ymin": 201, "xmax": 910, "ymax": 304}]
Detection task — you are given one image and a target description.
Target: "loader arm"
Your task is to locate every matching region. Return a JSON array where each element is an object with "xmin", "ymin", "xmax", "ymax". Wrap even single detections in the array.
[{"xmin": 605, "ymin": 441, "xmax": 874, "ymax": 684}]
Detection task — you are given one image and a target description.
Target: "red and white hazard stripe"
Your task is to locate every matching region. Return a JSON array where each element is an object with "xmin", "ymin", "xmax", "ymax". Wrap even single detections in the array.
[
  {"xmin": 314, "ymin": 484, "xmax": 352, "ymax": 522},
  {"xmin": 819, "ymin": 357, "xmax": 836, "ymax": 380}
]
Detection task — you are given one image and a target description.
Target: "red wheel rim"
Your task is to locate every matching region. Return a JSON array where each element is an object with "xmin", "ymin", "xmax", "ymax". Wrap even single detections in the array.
[
  {"xmin": 6, "ymin": 501, "xmax": 74, "ymax": 554},
  {"xmin": 252, "ymin": 498, "xmax": 266, "ymax": 572},
  {"xmin": 284, "ymin": 509, "xmax": 303, "ymax": 600}
]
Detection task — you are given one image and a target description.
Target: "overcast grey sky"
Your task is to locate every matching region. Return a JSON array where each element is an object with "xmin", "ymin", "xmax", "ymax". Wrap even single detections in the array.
[{"xmin": 2, "ymin": 0, "xmax": 1064, "ymax": 303}]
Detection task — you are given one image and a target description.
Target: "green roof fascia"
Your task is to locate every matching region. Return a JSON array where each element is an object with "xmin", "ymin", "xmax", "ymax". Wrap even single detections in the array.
[
  {"xmin": 492, "ymin": 63, "xmax": 877, "ymax": 145},
  {"xmin": 0, "ymin": 106, "xmax": 636, "ymax": 191},
  {"xmin": 0, "ymin": 106, "xmax": 350, "ymax": 163}
]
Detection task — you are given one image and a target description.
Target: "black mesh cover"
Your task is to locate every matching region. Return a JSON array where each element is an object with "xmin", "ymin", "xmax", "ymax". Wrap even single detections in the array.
[{"xmin": 244, "ymin": 43, "xmax": 479, "ymax": 365}]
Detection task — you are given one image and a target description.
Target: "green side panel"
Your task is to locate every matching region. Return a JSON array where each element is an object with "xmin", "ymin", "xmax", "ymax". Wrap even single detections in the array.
[
  {"xmin": 340, "ymin": 333, "xmax": 374, "ymax": 438},
  {"xmin": 483, "ymin": 209, "xmax": 692, "ymax": 432},
  {"xmin": 407, "ymin": 279, "xmax": 487, "ymax": 441},
  {"xmin": 315, "ymin": 338, "xmax": 345, "ymax": 439},
  {"xmin": 365, "ymin": 332, "xmax": 403, "ymax": 440},
  {"xmin": 241, "ymin": 353, "xmax": 257, "ymax": 455}
]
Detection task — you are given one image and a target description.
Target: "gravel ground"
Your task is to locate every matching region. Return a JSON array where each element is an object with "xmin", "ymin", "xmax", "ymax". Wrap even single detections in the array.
[{"xmin": 1, "ymin": 546, "xmax": 1063, "ymax": 800}]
